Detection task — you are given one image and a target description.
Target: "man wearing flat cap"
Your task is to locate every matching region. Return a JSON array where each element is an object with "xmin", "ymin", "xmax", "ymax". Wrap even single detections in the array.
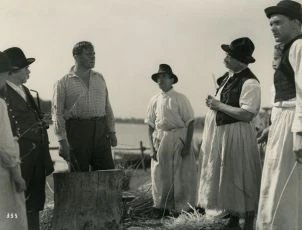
[
  {"xmin": 2, "ymin": 47, "xmax": 54, "ymax": 230},
  {"xmin": 256, "ymin": 1, "xmax": 302, "ymax": 229},
  {"xmin": 145, "ymin": 64, "xmax": 197, "ymax": 218}
]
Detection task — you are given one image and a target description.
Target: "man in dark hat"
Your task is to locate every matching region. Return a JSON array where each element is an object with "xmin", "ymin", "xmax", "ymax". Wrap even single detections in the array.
[
  {"xmin": 3, "ymin": 47, "xmax": 54, "ymax": 230},
  {"xmin": 146, "ymin": 64, "xmax": 197, "ymax": 218},
  {"xmin": 256, "ymin": 1, "xmax": 302, "ymax": 229},
  {"xmin": 197, "ymin": 37, "xmax": 261, "ymax": 230},
  {"xmin": 52, "ymin": 41, "xmax": 117, "ymax": 172}
]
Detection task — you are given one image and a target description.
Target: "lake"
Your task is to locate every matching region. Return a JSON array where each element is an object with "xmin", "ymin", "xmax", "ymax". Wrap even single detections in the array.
[{"xmin": 48, "ymin": 122, "xmax": 203, "ymax": 149}]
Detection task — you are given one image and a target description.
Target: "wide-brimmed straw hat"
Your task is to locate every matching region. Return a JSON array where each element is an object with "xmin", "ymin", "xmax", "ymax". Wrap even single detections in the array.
[
  {"xmin": 3, "ymin": 47, "xmax": 35, "ymax": 70},
  {"xmin": 265, "ymin": 1, "xmax": 302, "ymax": 22},
  {"xmin": 221, "ymin": 37, "xmax": 256, "ymax": 64},
  {"xmin": 151, "ymin": 64, "xmax": 178, "ymax": 84}
]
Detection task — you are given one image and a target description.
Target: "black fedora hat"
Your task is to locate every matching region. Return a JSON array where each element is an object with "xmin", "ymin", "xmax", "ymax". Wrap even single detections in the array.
[
  {"xmin": 3, "ymin": 47, "xmax": 35, "ymax": 70},
  {"xmin": 221, "ymin": 37, "xmax": 256, "ymax": 64},
  {"xmin": 0, "ymin": 51, "xmax": 17, "ymax": 73},
  {"xmin": 265, "ymin": 1, "xmax": 302, "ymax": 22},
  {"xmin": 151, "ymin": 64, "xmax": 178, "ymax": 84}
]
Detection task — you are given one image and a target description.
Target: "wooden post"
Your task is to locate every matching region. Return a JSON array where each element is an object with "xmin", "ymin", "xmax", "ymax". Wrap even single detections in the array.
[
  {"xmin": 52, "ymin": 169, "xmax": 123, "ymax": 230},
  {"xmin": 139, "ymin": 141, "xmax": 146, "ymax": 171}
]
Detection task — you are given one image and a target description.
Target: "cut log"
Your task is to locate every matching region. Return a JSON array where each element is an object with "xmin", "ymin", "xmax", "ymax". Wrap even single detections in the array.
[{"xmin": 52, "ymin": 169, "xmax": 123, "ymax": 230}]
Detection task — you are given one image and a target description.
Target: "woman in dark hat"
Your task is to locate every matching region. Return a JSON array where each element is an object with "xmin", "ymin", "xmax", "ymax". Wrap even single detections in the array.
[
  {"xmin": 198, "ymin": 37, "xmax": 261, "ymax": 230},
  {"xmin": 0, "ymin": 51, "xmax": 28, "ymax": 230}
]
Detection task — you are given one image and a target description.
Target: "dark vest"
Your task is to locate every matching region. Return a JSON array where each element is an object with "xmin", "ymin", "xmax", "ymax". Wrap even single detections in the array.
[
  {"xmin": 274, "ymin": 35, "xmax": 302, "ymax": 102},
  {"xmin": 215, "ymin": 68, "xmax": 259, "ymax": 126},
  {"xmin": 0, "ymin": 84, "xmax": 54, "ymax": 176},
  {"xmin": 3, "ymin": 85, "xmax": 45, "ymax": 142}
]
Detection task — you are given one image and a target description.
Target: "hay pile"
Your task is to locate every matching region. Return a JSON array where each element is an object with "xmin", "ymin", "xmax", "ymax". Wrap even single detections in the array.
[{"xmin": 164, "ymin": 209, "xmax": 228, "ymax": 230}]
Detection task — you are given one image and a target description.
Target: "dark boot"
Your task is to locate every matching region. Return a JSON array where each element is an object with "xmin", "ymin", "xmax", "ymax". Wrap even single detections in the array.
[
  {"xmin": 243, "ymin": 212, "xmax": 255, "ymax": 230},
  {"xmin": 225, "ymin": 215, "xmax": 241, "ymax": 230},
  {"xmin": 27, "ymin": 211, "xmax": 40, "ymax": 230}
]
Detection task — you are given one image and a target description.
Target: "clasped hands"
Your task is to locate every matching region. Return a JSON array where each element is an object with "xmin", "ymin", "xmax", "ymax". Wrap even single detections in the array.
[{"xmin": 206, "ymin": 95, "xmax": 221, "ymax": 111}]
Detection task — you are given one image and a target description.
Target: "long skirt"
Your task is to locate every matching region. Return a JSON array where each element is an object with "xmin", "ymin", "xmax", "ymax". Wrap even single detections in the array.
[
  {"xmin": 151, "ymin": 127, "xmax": 198, "ymax": 211},
  {"xmin": 256, "ymin": 107, "xmax": 302, "ymax": 230},
  {"xmin": 198, "ymin": 110, "xmax": 261, "ymax": 216},
  {"xmin": 0, "ymin": 166, "xmax": 28, "ymax": 230}
]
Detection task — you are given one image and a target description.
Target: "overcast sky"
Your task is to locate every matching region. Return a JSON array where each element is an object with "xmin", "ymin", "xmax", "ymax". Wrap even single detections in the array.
[{"xmin": 1, "ymin": 0, "xmax": 298, "ymax": 118}]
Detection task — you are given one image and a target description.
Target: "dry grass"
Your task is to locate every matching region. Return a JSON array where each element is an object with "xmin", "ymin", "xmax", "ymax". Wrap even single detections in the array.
[
  {"xmin": 164, "ymin": 209, "xmax": 228, "ymax": 230},
  {"xmin": 41, "ymin": 169, "xmax": 229, "ymax": 230}
]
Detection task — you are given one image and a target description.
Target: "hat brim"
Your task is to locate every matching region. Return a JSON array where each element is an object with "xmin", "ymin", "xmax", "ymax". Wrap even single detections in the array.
[
  {"xmin": 27, "ymin": 58, "xmax": 35, "ymax": 65},
  {"xmin": 265, "ymin": 6, "xmax": 302, "ymax": 22},
  {"xmin": 221, "ymin": 44, "xmax": 232, "ymax": 54},
  {"xmin": 151, "ymin": 72, "xmax": 178, "ymax": 84},
  {"xmin": 221, "ymin": 44, "xmax": 255, "ymax": 64},
  {"xmin": 13, "ymin": 58, "xmax": 35, "ymax": 70},
  {"xmin": 24, "ymin": 58, "xmax": 35, "ymax": 67}
]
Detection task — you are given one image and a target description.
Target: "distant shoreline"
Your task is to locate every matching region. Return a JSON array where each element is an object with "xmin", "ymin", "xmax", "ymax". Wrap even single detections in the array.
[{"xmin": 116, "ymin": 117, "xmax": 205, "ymax": 130}]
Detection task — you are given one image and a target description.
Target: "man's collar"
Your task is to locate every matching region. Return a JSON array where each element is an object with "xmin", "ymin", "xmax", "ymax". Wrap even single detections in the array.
[
  {"xmin": 161, "ymin": 87, "xmax": 174, "ymax": 95},
  {"xmin": 228, "ymin": 67, "xmax": 248, "ymax": 77},
  {"xmin": 6, "ymin": 80, "xmax": 22, "ymax": 89},
  {"xmin": 68, "ymin": 66, "xmax": 95, "ymax": 78}
]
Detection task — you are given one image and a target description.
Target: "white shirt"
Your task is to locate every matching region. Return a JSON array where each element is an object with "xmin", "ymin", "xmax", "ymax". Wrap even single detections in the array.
[
  {"xmin": 289, "ymin": 39, "xmax": 302, "ymax": 132},
  {"xmin": 52, "ymin": 67, "xmax": 116, "ymax": 140},
  {"xmin": 145, "ymin": 88, "xmax": 194, "ymax": 130}
]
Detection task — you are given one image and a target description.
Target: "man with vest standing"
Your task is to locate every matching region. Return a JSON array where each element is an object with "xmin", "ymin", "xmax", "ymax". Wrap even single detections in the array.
[
  {"xmin": 256, "ymin": 1, "xmax": 302, "ymax": 229},
  {"xmin": 2, "ymin": 47, "xmax": 54, "ymax": 230}
]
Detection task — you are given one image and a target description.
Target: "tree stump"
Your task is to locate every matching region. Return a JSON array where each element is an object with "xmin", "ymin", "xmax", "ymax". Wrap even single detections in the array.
[{"xmin": 52, "ymin": 169, "xmax": 123, "ymax": 230}]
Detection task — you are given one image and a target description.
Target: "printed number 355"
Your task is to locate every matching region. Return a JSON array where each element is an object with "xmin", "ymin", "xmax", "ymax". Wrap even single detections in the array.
[{"xmin": 6, "ymin": 213, "xmax": 18, "ymax": 219}]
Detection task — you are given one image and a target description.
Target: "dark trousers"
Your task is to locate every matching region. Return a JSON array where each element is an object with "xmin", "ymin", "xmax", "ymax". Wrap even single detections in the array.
[
  {"xmin": 66, "ymin": 117, "xmax": 115, "ymax": 172},
  {"xmin": 19, "ymin": 139, "xmax": 47, "ymax": 212}
]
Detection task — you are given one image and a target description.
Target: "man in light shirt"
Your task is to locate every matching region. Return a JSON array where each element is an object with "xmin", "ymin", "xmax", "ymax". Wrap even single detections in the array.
[
  {"xmin": 146, "ymin": 64, "xmax": 197, "ymax": 218},
  {"xmin": 256, "ymin": 1, "xmax": 302, "ymax": 229},
  {"xmin": 4, "ymin": 47, "xmax": 54, "ymax": 230},
  {"xmin": 52, "ymin": 41, "xmax": 117, "ymax": 172}
]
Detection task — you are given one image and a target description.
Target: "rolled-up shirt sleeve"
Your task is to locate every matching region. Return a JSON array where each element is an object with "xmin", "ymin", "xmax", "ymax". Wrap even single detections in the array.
[
  {"xmin": 52, "ymin": 80, "xmax": 67, "ymax": 141},
  {"xmin": 105, "ymin": 87, "xmax": 116, "ymax": 133},
  {"xmin": 239, "ymin": 79, "xmax": 261, "ymax": 115},
  {"xmin": 290, "ymin": 40, "xmax": 302, "ymax": 133}
]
